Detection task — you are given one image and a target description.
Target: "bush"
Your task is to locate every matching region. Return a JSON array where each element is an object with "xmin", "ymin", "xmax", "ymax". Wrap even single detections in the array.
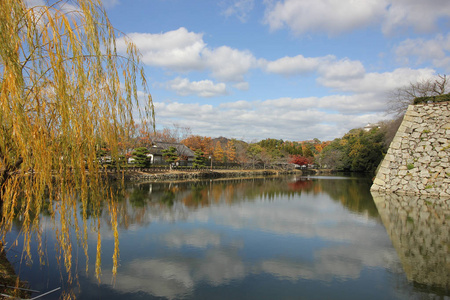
[{"xmin": 413, "ymin": 93, "xmax": 450, "ymax": 104}]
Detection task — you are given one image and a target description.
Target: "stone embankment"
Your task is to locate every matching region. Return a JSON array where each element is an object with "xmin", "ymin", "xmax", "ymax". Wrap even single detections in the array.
[
  {"xmin": 371, "ymin": 101, "xmax": 450, "ymax": 198},
  {"xmin": 114, "ymin": 169, "xmax": 303, "ymax": 182}
]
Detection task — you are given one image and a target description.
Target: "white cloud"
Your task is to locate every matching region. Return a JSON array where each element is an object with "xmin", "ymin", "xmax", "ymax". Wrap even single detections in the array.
[
  {"xmin": 318, "ymin": 58, "xmax": 366, "ymax": 80},
  {"xmin": 118, "ymin": 28, "xmax": 257, "ymax": 83},
  {"xmin": 119, "ymin": 28, "xmax": 206, "ymax": 72},
  {"xmin": 144, "ymin": 49, "xmax": 436, "ymax": 141},
  {"xmin": 221, "ymin": 0, "xmax": 255, "ymax": 22},
  {"xmin": 264, "ymin": 0, "xmax": 386, "ymax": 35},
  {"xmin": 154, "ymin": 93, "xmax": 386, "ymax": 141},
  {"xmin": 203, "ymin": 46, "xmax": 257, "ymax": 82},
  {"xmin": 261, "ymin": 53, "xmax": 440, "ymax": 96},
  {"xmin": 264, "ymin": 0, "xmax": 450, "ymax": 36},
  {"xmin": 263, "ymin": 55, "xmax": 334, "ymax": 76},
  {"xmin": 262, "ymin": 55, "xmax": 433, "ymax": 97},
  {"xmin": 318, "ymin": 67, "xmax": 437, "ymax": 94},
  {"xmin": 394, "ymin": 34, "xmax": 450, "ymax": 72},
  {"xmin": 263, "ymin": 55, "xmax": 365, "ymax": 81},
  {"xmin": 233, "ymin": 82, "xmax": 250, "ymax": 90},
  {"xmin": 382, "ymin": 0, "xmax": 450, "ymax": 35},
  {"xmin": 164, "ymin": 77, "xmax": 228, "ymax": 98},
  {"xmin": 219, "ymin": 100, "xmax": 252, "ymax": 109}
]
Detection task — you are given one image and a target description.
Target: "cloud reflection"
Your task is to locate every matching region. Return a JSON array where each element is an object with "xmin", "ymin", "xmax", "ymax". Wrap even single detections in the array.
[
  {"xmin": 101, "ymin": 247, "xmax": 245, "ymax": 299},
  {"xmin": 163, "ymin": 229, "xmax": 222, "ymax": 249},
  {"xmin": 257, "ymin": 243, "xmax": 399, "ymax": 282},
  {"xmin": 92, "ymin": 180, "xmax": 403, "ymax": 298}
]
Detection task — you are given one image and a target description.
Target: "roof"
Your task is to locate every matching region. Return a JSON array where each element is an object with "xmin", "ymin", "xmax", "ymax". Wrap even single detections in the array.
[{"xmin": 152, "ymin": 141, "xmax": 195, "ymax": 157}]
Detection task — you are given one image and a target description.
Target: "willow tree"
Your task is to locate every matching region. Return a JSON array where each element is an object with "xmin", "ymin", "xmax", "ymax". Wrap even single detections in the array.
[{"xmin": 0, "ymin": 0, "xmax": 153, "ymax": 283}]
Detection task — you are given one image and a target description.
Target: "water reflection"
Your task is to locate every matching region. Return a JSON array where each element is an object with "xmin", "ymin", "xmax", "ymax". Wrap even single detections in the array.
[
  {"xmin": 116, "ymin": 176, "xmax": 379, "ymax": 228},
  {"xmin": 6, "ymin": 176, "xmax": 446, "ymax": 299},
  {"xmin": 88, "ymin": 176, "xmax": 403, "ymax": 299},
  {"xmin": 372, "ymin": 192, "xmax": 450, "ymax": 292}
]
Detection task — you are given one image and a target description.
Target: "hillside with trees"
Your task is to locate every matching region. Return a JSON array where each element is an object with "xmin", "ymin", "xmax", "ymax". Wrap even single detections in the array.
[{"xmin": 114, "ymin": 118, "xmax": 397, "ymax": 174}]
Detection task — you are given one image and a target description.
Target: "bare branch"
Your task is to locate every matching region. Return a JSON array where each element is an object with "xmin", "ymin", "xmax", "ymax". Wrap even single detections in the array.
[{"xmin": 386, "ymin": 74, "xmax": 449, "ymax": 117}]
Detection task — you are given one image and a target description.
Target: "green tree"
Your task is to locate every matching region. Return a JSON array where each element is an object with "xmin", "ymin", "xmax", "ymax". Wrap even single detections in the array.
[
  {"xmin": 302, "ymin": 143, "xmax": 315, "ymax": 158},
  {"xmin": 193, "ymin": 149, "xmax": 206, "ymax": 168},
  {"xmin": 280, "ymin": 141, "xmax": 303, "ymax": 156},
  {"xmin": 0, "ymin": 0, "xmax": 153, "ymax": 280},
  {"xmin": 162, "ymin": 146, "xmax": 178, "ymax": 168},
  {"xmin": 131, "ymin": 147, "xmax": 151, "ymax": 167},
  {"xmin": 320, "ymin": 140, "xmax": 345, "ymax": 170},
  {"xmin": 321, "ymin": 127, "xmax": 387, "ymax": 173},
  {"xmin": 247, "ymin": 144, "xmax": 263, "ymax": 168}
]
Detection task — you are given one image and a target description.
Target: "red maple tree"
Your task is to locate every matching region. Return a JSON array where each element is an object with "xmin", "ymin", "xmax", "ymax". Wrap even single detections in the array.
[{"xmin": 289, "ymin": 155, "xmax": 313, "ymax": 166}]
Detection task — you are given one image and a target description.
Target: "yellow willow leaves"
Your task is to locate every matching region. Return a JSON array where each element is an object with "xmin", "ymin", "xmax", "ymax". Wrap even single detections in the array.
[
  {"xmin": 95, "ymin": 221, "xmax": 102, "ymax": 282},
  {"xmin": 109, "ymin": 198, "xmax": 120, "ymax": 282},
  {"xmin": 0, "ymin": 0, "xmax": 153, "ymax": 285}
]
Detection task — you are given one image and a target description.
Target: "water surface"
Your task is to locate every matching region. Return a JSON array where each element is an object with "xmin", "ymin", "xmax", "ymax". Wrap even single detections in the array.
[{"xmin": 5, "ymin": 175, "xmax": 450, "ymax": 299}]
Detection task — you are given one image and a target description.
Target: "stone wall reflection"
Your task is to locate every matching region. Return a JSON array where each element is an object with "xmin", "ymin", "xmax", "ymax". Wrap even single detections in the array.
[{"xmin": 372, "ymin": 192, "xmax": 450, "ymax": 290}]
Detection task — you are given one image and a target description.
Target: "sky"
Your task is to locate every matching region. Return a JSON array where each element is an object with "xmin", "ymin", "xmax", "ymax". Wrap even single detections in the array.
[{"xmin": 101, "ymin": 0, "xmax": 450, "ymax": 142}]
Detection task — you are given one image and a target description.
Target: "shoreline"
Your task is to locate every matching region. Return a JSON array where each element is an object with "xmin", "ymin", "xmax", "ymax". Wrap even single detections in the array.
[{"xmin": 110, "ymin": 169, "xmax": 306, "ymax": 182}]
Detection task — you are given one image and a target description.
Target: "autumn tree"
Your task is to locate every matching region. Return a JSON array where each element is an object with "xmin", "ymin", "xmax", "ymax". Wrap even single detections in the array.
[
  {"xmin": 0, "ymin": 0, "xmax": 153, "ymax": 281},
  {"xmin": 289, "ymin": 155, "xmax": 313, "ymax": 167},
  {"xmin": 225, "ymin": 140, "xmax": 236, "ymax": 163},
  {"xmin": 235, "ymin": 143, "xmax": 249, "ymax": 167},
  {"xmin": 213, "ymin": 141, "xmax": 225, "ymax": 163},
  {"xmin": 135, "ymin": 123, "xmax": 154, "ymax": 148},
  {"xmin": 182, "ymin": 135, "xmax": 213, "ymax": 155}
]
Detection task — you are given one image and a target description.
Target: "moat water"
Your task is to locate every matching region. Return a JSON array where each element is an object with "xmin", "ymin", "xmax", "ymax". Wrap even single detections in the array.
[{"xmin": 4, "ymin": 174, "xmax": 450, "ymax": 299}]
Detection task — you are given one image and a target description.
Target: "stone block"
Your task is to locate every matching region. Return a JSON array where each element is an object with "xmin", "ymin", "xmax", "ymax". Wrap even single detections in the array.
[
  {"xmin": 380, "ymin": 167, "xmax": 389, "ymax": 175},
  {"xmin": 384, "ymin": 154, "xmax": 394, "ymax": 162},
  {"xmin": 391, "ymin": 142, "xmax": 401, "ymax": 150},
  {"xmin": 399, "ymin": 170, "xmax": 408, "ymax": 176},
  {"xmin": 373, "ymin": 178, "xmax": 385, "ymax": 186},
  {"xmin": 418, "ymin": 156, "xmax": 431, "ymax": 164},
  {"xmin": 411, "ymin": 132, "xmax": 421, "ymax": 138}
]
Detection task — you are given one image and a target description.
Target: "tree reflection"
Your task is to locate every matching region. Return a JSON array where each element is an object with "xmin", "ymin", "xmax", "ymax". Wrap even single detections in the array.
[{"xmin": 120, "ymin": 175, "xmax": 380, "ymax": 226}]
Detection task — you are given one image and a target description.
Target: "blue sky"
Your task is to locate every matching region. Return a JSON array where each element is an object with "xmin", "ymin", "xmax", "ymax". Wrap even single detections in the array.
[{"xmin": 102, "ymin": 0, "xmax": 450, "ymax": 142}]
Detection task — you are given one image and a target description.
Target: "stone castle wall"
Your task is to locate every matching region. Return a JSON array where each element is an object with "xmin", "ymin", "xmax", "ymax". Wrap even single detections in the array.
[{"xmin": 371, "ymin": 101, "xmax": 450, "ymax": 198}]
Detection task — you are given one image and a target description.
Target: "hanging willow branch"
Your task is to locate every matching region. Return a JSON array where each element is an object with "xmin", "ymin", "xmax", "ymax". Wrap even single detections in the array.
[{"xmin": 0, "ymin": 0, "xmax": 154, "ymax": 281}]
